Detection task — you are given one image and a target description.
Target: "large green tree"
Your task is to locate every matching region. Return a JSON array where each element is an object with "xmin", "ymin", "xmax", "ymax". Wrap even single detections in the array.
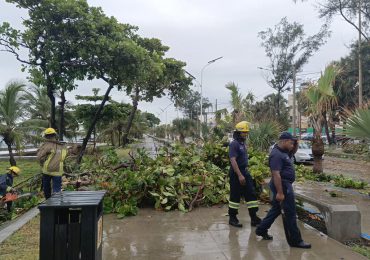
[
  {"xmin": 177, "ymin": 90, "xmax": 212, "ymax": 120},
  {"xmin": 258, "ymin": 17, "xmax": 330, "ymax": 116},
  {"xmin": 252, "ymin": 93, "xmax": 290, "ymax": 128},
  {"xmin": 0, "ymin": 0, "xmax": 93, "ymax": 130},
  {"xmin": 294, "ymin": 0, "xmax": 370, "ymax": 40},
  {"xmin": 121, "ymin": 37, "xmax": 192, "ymax": 146},
  {"xmin": 334, "ymin": 41, "xmax": 370, "ymax": 109}
]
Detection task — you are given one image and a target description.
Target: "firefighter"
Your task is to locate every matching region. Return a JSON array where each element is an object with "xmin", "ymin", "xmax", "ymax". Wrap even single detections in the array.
[
  {"xmin": 255, "ymin": 132, "xmax": 311, "ymax": 249},
  {"xmin": 228, "ymin": 121, "xmax": 261, "ymax": 228},
  {"xmin": 37, "ymin": 128, "xmax": 67, "ymax": 199},
  {"xmin": 0, "ymin": 166, "xmax": 21, "ymax": 212}
]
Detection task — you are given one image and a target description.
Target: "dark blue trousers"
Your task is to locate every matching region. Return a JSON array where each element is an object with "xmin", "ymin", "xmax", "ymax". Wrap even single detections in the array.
[
  {"xmin": 42, "ymin": 174, "xmax": 62, "ymax": 199},
  {"xmin": 256, "ymin": 180, "xmax": 303, "ymax": 244}
]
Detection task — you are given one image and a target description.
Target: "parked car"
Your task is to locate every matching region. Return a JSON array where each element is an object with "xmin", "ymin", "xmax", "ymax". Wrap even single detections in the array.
[
  {"xmin": 293, "ymin": 141, "xmax": 314, "ymax": 163},
  {"xmin": 301, "ymin": 133, "xmax": 313, "ymax": 141},
  {"xmin": 269, "ymin": 140, "xmax": 314, "ymax": 164}
]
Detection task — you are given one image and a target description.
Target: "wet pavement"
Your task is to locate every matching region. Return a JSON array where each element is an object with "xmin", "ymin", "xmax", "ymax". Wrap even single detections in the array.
[
  {"xmin": 132, "ymin": 135, "xmax": 165, "ymax": 158},
  {"xmin": 295, "ymin": 181, "xmax": 370, "ymax": 234},
  {"xmin": 102, "ymin": 205, "xmax": 366, "ymax": 259}
]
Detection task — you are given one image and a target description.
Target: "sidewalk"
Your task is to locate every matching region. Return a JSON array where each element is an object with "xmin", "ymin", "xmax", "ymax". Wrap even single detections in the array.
[{"xmin": 102, "ymin": 205, "xmax": 366, "ymax": 259}]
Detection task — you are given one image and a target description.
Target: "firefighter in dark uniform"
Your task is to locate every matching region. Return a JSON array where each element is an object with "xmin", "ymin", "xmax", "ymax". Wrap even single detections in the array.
[
  {"xmin": 228, "ymin": 121, "xmax": 261, "ymax": 228},
  {"xmin": 255, "ymin": 132, "xmax": 311, "ymax": 249}
]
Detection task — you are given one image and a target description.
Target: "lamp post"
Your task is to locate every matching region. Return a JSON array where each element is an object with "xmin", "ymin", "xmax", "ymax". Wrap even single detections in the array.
[{"xmin": 200, "ymin": 56, "xmax": 223, "ymax": 139}]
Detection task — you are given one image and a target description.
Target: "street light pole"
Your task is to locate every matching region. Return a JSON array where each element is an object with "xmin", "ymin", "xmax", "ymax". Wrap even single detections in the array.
[
  {"xmin": 358, "ymin": 0, "xmax": 363, "ymax": 107},
  {"xmin": 200, "ymin": 56, "xmax": 223, "ymax": 139},
  {"xmin": 292, "ymin": 65, "xmax": 297, "ymax": 137}
]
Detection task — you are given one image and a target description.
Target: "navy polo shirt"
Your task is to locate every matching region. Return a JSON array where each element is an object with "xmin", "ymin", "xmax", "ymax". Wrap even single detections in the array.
[
  {"xmin": 0, "ymin": 173, "xmax": 13, "ymax": 196},
  {"xmin": 229, "ymin": 139, "xmax": 248, "ymax": 170},
  {"xmin": 269, "ymin": 145, "xmax": 295, "ymax": 183}
]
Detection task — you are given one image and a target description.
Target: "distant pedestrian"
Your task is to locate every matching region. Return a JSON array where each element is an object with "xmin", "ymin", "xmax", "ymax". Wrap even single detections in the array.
[
  {"xmin": 228, "ymin": 121, "xmax": 261, "ymax": 228},
  {"xmin": 256, "ymin": 132, "xmax": 311, "ymax": 249},
  {"xmin": 37, "ymin": 128, "xmax": 67, "ymax": 199}
]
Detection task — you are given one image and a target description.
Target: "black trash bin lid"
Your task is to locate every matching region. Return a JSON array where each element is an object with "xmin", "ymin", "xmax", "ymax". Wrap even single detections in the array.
[{"xmin": 38, "ymin": 191, "xmax": 106, "ymax": 209}]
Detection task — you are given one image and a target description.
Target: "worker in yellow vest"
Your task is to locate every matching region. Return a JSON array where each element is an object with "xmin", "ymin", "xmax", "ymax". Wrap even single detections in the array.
[{"xmin": 37, "ymin": 128, "xmax": 67, "ymax": 199}]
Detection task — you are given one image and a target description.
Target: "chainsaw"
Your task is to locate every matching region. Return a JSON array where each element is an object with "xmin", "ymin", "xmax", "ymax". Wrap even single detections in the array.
[{"xmin": 0, "ymin": 192, "xmax": 34, "ymax": 208}]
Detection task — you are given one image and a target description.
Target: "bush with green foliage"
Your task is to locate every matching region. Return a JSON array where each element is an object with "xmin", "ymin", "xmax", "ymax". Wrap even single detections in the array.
[
  {"xmin": 80, "ymin": 140, "xmax": 271, "ymax": 218},
  {"xmin": 295, "ymin": 165, "xmax": 367, "ymax": 189}
]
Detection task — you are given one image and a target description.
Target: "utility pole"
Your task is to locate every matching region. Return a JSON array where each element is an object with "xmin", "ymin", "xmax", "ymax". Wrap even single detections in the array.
[
  {"xmin": 292, "ymin": 65, "xmax": 297, "ymax": 137},
  {"xmin": 358, "ymin": 0, "xmax": 363, "ymax": 107}
]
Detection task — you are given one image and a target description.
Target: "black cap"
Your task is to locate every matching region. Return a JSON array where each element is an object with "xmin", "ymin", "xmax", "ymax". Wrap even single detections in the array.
[{"xmin": 279, "ymin": 132, "xmax": 297, "ymax": 141}]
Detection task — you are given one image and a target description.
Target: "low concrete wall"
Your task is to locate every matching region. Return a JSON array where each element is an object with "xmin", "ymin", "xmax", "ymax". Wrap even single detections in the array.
[{"xmin": 263, "ymin": 183, "xmax": 362, "ymax": 242}]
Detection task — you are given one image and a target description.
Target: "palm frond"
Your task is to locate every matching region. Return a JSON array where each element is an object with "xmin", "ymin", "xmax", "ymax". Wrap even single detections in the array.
[{"xmin": 344, "ymin": 108, "xmax": 370, "ymax": 141}]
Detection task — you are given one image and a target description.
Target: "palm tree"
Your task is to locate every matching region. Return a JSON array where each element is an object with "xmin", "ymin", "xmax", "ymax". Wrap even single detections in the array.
[
  {"xmin": 344, "ymin": 107, "xmax": 370, "ymax": 142},
  {"xmin": 248, "ymin": 121, "xmax": 281, "ymax": 152},
  {"xmin": 226, "ymin": 82, "xmax": 245, "ymax": 124},
  {"xmin": 172, "ymin": 118, "xmax": 197, "ymax": 143},
  {"xmin": 304, "ymin": 65, "xmax": 340, "ymax": 173},
  {"xmin": 0, "ymin": 81, "xmax": 27, "ymax": 166},
  {"xmin": 25, "ymin": 85, "xmax": 50, "ymax": 124}
]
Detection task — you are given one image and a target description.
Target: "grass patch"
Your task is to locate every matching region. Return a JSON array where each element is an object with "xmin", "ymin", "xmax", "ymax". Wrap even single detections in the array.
[
  {"xmin": 349, "ymin": 245, "xmax": 370, "ymax": 259},
  {"xmin": 295, "ymin": 165, "xmax": 368, "ymax": 189},
  {"xmin": 115, "ymin": 148, "xmax": 131, "ymax": 160},
  {"xmin": 0, "ymin": 215, "xmax": 40, "ymax": 260},
  {"xmin": 0, "ymin": 159, "xmax": 40, "ymax": 186}
]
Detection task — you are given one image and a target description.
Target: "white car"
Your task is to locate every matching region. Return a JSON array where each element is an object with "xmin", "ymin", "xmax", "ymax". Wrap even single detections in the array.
[
  {"xmin": 293, "ymin": 141, "xmax": 313, "ymax": 163},
  {"xmin": 269, "ymin": 141, "xmax": 314, "ymax": 164}
]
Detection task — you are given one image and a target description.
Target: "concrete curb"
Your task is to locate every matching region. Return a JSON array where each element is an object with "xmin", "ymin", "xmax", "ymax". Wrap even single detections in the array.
[{"xmin": 0, "ymin": 207, "xmax": 39, "ymax": 244}]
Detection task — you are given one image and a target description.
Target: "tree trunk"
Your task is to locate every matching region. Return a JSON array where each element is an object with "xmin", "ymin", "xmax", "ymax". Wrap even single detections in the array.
[
  {"xmin": 76, "ymin": 84, "xmax": 114, "ymax": 164},
  {"xmin": 276, "ymin": 90, "xmax": 281, "ymax": 117},
  {"xmin": 179, "ymin": 133, "xmax": 185, "ymax": 144},
  {"xmin": 312, "ymin": 135, "xmax": 324, "ymax": 173},
  {"xmin": 322, "ymin": 112, "xmax": 331, "ymax": 145},
  {"xmin": 122, "ymin": 87, "xmax": 140, "ymax": 147},
  {"xmin": 6, "ymin": 142, "xmax": 16, "ymax": 166},
  {"xmin": 47, "ymin": 83, "xmax": 57, "ymax": 129},
  {"xmin": 59, "ymin": 90, "xmax": 66, "ymax": 141}
]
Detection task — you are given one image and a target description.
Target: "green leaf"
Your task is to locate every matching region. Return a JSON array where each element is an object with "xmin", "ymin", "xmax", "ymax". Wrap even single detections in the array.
[
  {"xmin": 178, "ymin": 203, "xmax": 186, "ymax": 212},
  {"xmin": 161, "ymin": 198, "xmax": 168, "ymax": 204}
]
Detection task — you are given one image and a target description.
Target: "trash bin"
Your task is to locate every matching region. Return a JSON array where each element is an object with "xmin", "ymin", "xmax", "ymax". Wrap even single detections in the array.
[{"xmin": 38, "ymin": 191, "xmax": 106, "ymax": 260}]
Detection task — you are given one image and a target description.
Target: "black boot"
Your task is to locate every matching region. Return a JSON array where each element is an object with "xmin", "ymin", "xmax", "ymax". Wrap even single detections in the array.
[
  {"xmin": 255, "ymin": 229, "xmax": 273, "ymax": 240},
  {"xmin": 229, "ymin": 215, "xmax": 243, "ymax": 228},
  {"xmin": 248, "ymin": 208, "xmax": 261, "ymax": 227},
  {"xmin": 251, "ymin": 216, "xmax": 261, "ymax": 227}
]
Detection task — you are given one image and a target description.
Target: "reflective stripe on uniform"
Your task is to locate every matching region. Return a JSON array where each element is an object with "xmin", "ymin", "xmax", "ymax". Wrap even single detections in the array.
[
  {"xmin": 59, "ymin": 149, "xmax": 67, "ymax": 174},
  {"xmin": 229, "ymin": 201, "xmax": 240, "ymax": 209},
  {"xmin": 42, "ymin": 149, "xmax": 55, "ymax": 174},
  {"xmin": 246, "ymin": 200, "xmax": 259, "ymax": 209},
  {"xmin": 42, "ymin": 148, "xmax": 67, "ymax": 176}
]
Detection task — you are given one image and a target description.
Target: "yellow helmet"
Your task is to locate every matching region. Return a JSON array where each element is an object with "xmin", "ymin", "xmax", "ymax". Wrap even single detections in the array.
[
  {"xmin": 8, "ymin": 166, "xmax": 21, "ymax": 175},
  {"xmin": 44, "ymin": 128, "xmax": 57, "ymax": 136},
  {"xmin": 235, "ymin": 121, "xmax": 250, "ymax": 132}
]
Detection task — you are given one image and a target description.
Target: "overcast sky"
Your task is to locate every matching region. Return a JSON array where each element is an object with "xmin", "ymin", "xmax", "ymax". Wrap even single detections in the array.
[{"xmin": 0, "ymin": 0, "xmax": 357, "ymax": 123}]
